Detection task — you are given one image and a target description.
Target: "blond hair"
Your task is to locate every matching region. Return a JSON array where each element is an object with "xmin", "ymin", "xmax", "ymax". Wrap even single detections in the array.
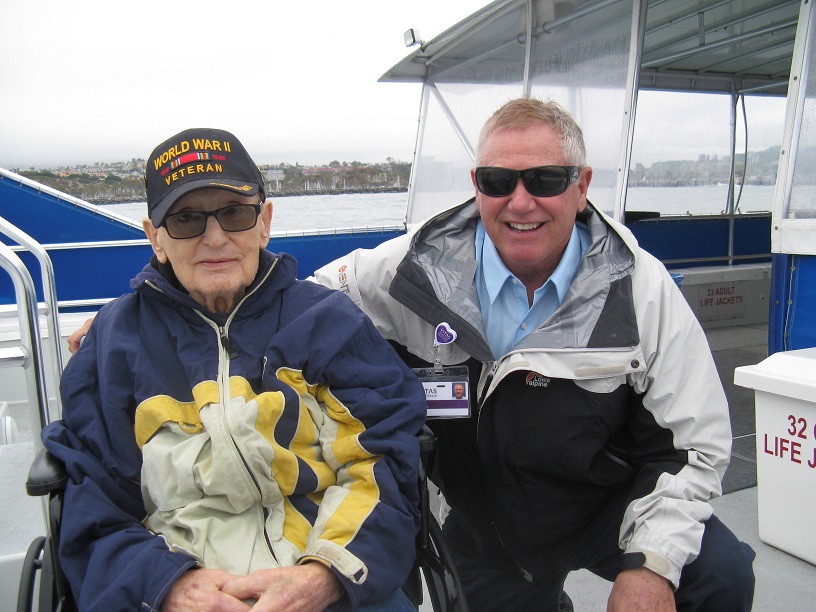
[{"xmin": 477, "ymin": 98, "xmax": 586, "ymax": 166}]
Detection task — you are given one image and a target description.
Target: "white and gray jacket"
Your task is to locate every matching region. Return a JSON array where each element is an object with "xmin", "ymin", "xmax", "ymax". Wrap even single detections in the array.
[{"xmin": 312, "ymin": 199, "xmax": 730, "ymax": 588}]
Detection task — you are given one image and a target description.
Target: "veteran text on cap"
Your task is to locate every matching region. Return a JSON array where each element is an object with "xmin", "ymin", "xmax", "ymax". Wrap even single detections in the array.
[{"xmin": 145, "ymin": 128, "xmax": 265, "ymax": 227}]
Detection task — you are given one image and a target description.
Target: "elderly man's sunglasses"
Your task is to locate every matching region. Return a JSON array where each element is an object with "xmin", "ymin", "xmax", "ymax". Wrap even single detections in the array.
[
  {"xmin": 475, "ymin": 165, "xmax": 580, "ymax": 197},
  {"xmin": 163, "ymin": 204, "xmax": 262, "ymax": 239}
]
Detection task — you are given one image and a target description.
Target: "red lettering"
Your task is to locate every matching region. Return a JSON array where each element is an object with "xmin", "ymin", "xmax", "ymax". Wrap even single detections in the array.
[
  {"xmin": 706, "ymin": 286, "xmax": 736, "ymax": 296},
  {"xmin": 791, "ymin": 440, "xmax": 802, "ymax": 464},
  {"xmin": 780, "ymin": 437, "xmax": 790, "ymax": 459},
  {"xmin": 700, "ymin": 291, "xmax": 745, "ymax": 308},
  {"xmin": 764, "ymin": 434, "xmax": 814, "ymax": 466},
  {"xmin": 764, "ymin": 433, "xmax": 777, "ymax": 456},
  {"xmin": 788, "ymin": 415, "xmax": 809, "ymax": 439},
  {"xmin": 716, "ymin": 296, "xmax": 743, "ymax": 306}
]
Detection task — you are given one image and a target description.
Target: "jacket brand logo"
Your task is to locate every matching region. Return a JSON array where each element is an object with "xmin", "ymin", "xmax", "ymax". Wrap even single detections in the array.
[
  {"xmin": 336, "ymin": 265, "xmax": 350, "ymax": 295},
  {"xmin": 525, "ymin": 372, "xmax": 550, "ymax": 388}
]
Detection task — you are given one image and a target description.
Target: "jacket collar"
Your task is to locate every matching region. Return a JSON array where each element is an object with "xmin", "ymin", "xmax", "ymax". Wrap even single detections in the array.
[{"xmin": 394, "ymin": 198, "xmax": 639, "ymax": 355}]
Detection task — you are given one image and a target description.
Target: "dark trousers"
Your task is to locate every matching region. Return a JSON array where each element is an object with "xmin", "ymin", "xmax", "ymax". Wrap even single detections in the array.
[{"xmin": 442, "ymin": 503, "xmax": 756, "ymax": 612}]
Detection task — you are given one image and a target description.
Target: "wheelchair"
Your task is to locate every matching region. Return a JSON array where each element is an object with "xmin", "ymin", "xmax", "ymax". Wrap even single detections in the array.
[{"xmin": 18, "ymin": 426, "xmax": 468, "ymax": 612}]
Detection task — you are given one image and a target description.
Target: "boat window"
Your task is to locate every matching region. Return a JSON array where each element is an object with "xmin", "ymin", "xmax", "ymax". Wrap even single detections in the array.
[
  {"xmin": 627, "ymin": 90, "xmax": 785, "ymax": 216},
  {"xmin": 771, "ymin": 0, "xmax": 816, "ymax": 256},
  {"xmin": 404, "ymin": 0, "xmax": 637, "ymax": 225},
  {"xmin": 786, "ymin": 40, "xmax": 816, "ymax": 222},
  {"xmin": 528, "ymin": 1, "xmax": 635, "ymax": 218}
]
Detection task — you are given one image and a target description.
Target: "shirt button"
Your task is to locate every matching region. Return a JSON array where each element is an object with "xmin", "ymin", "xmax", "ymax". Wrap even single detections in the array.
[
  {"xmin": 512, "ymin": 279, "xmax": 518, "ymax": 285},
  {"xmin": 520, "ymin": 322, "xmax": 528, "ymax": 330}
]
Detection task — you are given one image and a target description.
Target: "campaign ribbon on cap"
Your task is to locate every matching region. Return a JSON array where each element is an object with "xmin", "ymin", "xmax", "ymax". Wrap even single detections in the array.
[{"xmin": 434, "ymin": 322, "xmax": 457, "ymax": 346}]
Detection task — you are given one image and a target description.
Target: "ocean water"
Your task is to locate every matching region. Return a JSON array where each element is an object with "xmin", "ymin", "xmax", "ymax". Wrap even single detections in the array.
[
  {"xmin": 103, "ymin": 192, "xmax": 408, "ymax": 232},
  {"xmin": 101, "ymin": 184, "xmax": 776, "ymax": 231},
  {"xmin": 624, "ymin": 184, "xmax": 775, "ymax": 215}
]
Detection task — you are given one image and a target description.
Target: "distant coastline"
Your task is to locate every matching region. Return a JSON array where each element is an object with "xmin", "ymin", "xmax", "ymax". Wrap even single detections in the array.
[{"xmin": 90, "ymin": 185, "xmax": 408, "ymax": 205}]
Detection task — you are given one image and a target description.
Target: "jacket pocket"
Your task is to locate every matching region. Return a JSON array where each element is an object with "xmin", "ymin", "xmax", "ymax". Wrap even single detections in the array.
[{"xmin": 142, "ymin": 424, "xmax": 208, "ymax": 512}]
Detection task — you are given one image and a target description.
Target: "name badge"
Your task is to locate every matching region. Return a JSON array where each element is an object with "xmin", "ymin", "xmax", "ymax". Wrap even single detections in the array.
[
  {"xmin": 412, "ymin": 322, "xmax": 470, "ymax": 418},
  {"xmin": 412, "ymin": 366, "xmax": 471, "ymax": 419}
]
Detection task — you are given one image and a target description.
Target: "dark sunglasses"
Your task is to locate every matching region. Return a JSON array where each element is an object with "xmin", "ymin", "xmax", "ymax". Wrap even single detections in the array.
[
  {"xmin": 474, "ymin": 165, "xmax": 580, "ymax": 197},
  {"xmin": 162, "ymin": 204, "xmax": 262, "ymax": 239}
]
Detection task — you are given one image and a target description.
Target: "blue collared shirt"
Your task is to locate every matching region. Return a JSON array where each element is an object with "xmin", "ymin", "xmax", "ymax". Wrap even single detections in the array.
[{"xmin": 475, "ymin": 219, "xmax": 591, "ymax": 359}]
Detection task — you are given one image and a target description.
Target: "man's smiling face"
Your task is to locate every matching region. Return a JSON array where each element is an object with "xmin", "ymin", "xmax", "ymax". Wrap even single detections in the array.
[{"xmin": 471, "ymin": 123, "xmax": 591, "ymax": 292}]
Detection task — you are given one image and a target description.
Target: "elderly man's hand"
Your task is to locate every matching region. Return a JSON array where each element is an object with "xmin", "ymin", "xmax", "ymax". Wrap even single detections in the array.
[
  {"xmin": 607, "ymin": 567, "xmax": 675, "ymax": 612},
  {"xmin": 162, "ymin": 568, "xmax": 251, "ymax": 612},
  {"xmin": 222, "ymin": 563, "xmax": 344, "ymax": 611},
  {"xmin": 67, "ymin": 317, "xmax": 94, "ymax": 353}
]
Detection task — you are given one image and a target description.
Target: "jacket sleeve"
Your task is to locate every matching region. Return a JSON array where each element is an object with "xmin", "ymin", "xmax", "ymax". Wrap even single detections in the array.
[
  {"xmin": 310, "ymin": 234, "xmax": 415, "ymax": 340},
  {"xmin": 286, "ymin": 291, "xmax": 426, "ymax": 607},
  {"xmin": 42, "ymin": 314, "xmax": 198, "ymax": 611},
  {"xmin": 620, "ymin": 252, "xmax": 731, "ymax": 588}
]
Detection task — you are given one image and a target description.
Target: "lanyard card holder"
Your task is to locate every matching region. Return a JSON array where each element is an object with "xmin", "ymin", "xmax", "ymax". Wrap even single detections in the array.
[{"xmin": 412, "ymin": 365, "xmax": 471, "ymax": 419}]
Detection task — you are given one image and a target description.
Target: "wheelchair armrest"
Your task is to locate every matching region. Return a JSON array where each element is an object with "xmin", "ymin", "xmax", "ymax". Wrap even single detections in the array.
[
  {"xmin": 26, "ymin": 447, "xmax": 68, "ymax": 497},
  {"xmin": 418, "ymin": 425, "xmax": 437, "ymax": 480},
  {"xmin": 419, "ymin": 425, "xmax": 437, "ymax": 454}
]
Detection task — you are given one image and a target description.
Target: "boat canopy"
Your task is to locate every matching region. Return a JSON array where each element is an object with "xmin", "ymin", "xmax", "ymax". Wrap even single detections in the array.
[
  {"xmin": 384, "ymin": 0, "xmax": 798, "ymax": 94},
  {"xmin": 380, "ymin": 0, "xmax": 805, "ymax": 235},
  {"xmin": 382, "ymin": 0, "xmax": 642, "ymax": 222}
]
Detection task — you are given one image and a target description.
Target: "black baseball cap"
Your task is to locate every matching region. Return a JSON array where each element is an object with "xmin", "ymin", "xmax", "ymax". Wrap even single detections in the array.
[{"xmin": 145, "ymin": 128, "xmax": 265, "ymax": 227}]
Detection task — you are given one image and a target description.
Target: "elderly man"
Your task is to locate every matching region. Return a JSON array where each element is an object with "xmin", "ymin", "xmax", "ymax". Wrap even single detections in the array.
[
  {"xmin": 46, "ymin": 128, "xmax": 425, "ymax": 611},
  {"xmin": 310, "ymin": 99, "xmax": 756, "ymax": 611}
]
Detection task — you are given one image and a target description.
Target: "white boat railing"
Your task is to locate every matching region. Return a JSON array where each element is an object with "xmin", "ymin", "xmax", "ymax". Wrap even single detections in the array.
[
  {"xmin": 0, "ymin": 216, "xmax": 62, "ymax": 447},
  {"xmin": 0, "ymin": 220, "xmax": 62, "ymax": 611}
]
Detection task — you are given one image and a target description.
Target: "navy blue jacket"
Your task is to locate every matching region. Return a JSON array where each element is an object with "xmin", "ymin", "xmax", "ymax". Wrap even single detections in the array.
[{"xmin": 43, "ymin": 251, "xmax": 426, "ymax": 610}]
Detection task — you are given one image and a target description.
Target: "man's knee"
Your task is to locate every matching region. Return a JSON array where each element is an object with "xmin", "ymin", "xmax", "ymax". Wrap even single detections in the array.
[{"xmin": 676, "ymin": 515, "xmax": 756, "ymax": 611}]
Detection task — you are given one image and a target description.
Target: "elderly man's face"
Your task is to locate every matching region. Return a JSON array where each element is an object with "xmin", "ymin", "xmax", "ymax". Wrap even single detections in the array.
[
  {"xmin": 143, "ymin": 188, "xmax": 272, "ymax": 313},
  {"xmin": 471, "ymin": 123, "xmax": 591, "ymax": 292}
]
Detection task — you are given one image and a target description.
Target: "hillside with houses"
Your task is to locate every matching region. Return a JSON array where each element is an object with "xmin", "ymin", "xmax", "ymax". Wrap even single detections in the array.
[
  {"xmin": 13, "ymin": 145, "xmax": 783, "ymax": 204},
  {"xmin": 16, "ymin": 158, "xmax": 412, "ymax": 204}
]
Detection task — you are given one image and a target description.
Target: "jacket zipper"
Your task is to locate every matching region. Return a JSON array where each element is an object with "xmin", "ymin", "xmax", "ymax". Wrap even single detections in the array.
[
  {"xmin": 213, "ymin": 262, "xmax": 280, "ymax": 563},
  {"xmin": 148, "ymin": 259, "xmax": 282, "ymax": 561},
  {"xmin": 215, "ymin": 317, "xmax": 279, "ymax": 563}
]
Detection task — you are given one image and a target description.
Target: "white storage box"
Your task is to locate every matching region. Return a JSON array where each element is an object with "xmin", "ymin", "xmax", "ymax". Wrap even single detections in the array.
[
  {"xmin": 734, "ymin": 348, "xmax": 816, "ymax": 565},
  {"xmin": 674, "ymin": 263, "xmax": 771, "ymax": 329}
]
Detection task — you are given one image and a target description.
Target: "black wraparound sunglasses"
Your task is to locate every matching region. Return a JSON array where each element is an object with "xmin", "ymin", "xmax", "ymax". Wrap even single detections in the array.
[
  {"xmin": 163, "ymin": 204, "xmax": 262, "ymax": 239},
  {"xmin": 475, "ymin": 165, "xmax": 580, "ymax": 197}
]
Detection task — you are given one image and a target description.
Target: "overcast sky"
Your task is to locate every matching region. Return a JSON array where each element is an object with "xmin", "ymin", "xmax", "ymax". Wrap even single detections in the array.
[
  {"xmin": 0, "ymin": 0, "xmax": 486, "ymax": 169},
  {"xmin": 1, "ymin": 1, "xmax": 788, "ymax": 171}
]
